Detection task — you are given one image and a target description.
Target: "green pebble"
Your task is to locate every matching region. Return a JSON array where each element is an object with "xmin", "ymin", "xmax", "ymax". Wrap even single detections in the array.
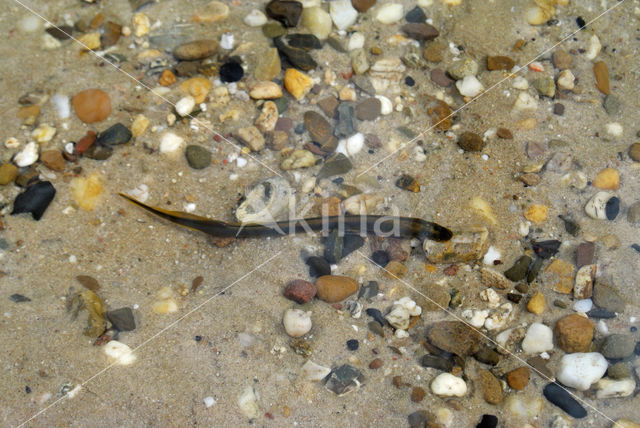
[
  {"xmin": 262, "ymin": 22, "xmax": 286, "ymax": 38},
  {"xmin": 185, "ymin": 145, "xmax": 211, "ymax": 170}
]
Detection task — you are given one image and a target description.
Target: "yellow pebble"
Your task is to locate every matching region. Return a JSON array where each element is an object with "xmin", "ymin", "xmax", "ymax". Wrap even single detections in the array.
[
  {"xmin": 524, "ymin": 204, "xmax": 548, "ymax": 223},
  {"xmin": 152, "ymin": 298, "xmax": 178, "ymax": 314},
  {"xmin": 70, "ymin": 172, "xmax": 104, "ymax": 211},
  {"xmin": 284, "ymin": 68, "xmax": 313, "ymax": 100},
  {"xmin": 131, "ymin": 114, "xmax": 150, "ymax": 137},
  {"xmin": 526, "ymin": 292, "xmax": 546, "ymax": 314},
  {"xmin": 77, "ymin": 32, "xmax": 100, "ymax": 50},
  {"xmin": 592, "ymin": 167, "xmax": 620, "ymax": 190},
  {"xmin": 180, "ymin": 77, "xmax": 211, "ymax": 104},
  {"xmin": 470, "ymin": 196, "xmax": 498, "ymax": 225}
]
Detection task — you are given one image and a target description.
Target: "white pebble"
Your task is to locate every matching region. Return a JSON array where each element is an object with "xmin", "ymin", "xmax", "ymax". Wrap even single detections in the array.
[
  {"xmin": 482, "ymin": 246, "xmax": 501, "ymax": 265},
  {"xmin": 462, "ymin": 309, "xmax": 490, "ymax": 328},
  {"xmin": 521, "ymin": 322, "xmax": 553, "ymax": 354},
  {"xmin": 346, "ymin": 133, "xmax": 365, "ymax": 156},
  {"xmin": 518, "ymin": 221, "xmax": 531, "ymax": 236},
  {"xmin": 585, "ymin": 34, "xmax": 602, "ymax": 60},
  {"xmin": 32, "ymin": 123, "xmax": 57, "ymax": 144},
  {"xmin": 556, "ymin": 69, "xmax": 575, "ymax": 90},
  {"xmin": 594, "ymin": 377, "xmax": 635, "ymax": 399},
  {"xmin": 20, "ymin": 15, "xmax": 41, "ymax": 32},
  {"xmin": 128, "ymin": 183, "xmax": 149, "ymax": 203},
  {"xmin": 375, "ymin": 95, "xmax": 393, "ymax": 115},
  {"xmin": 299, "ymin": 0, "xmax": 321, "ymax": 6},
  {"xmin": 480, "ymin": 288, "xmax": 500, "ymax": 308},
  {"xmin": 330, "ymin": 0, "xmax": 358, "ymax": 30},
  {"xmin": 301, "ymin": 360, "xmax": 331, "ymax": 381},
  {"xmin": 605, "ymin": 122, "xmax": 623, "ymax": 137},
  {"xmin": 244, "ymin": 9, "xmax": 267, "ymax": 26},
  {"xmin": 557, "ymin": 352, "xmax": 608, "ymax": 391},
  {"xmin": 203, "ymin": 396, "xmax": 216, "ymax": 407},
  {"xmin": 283, "ymin": 309, "xmax": 312, "ymax": 337},
  {"xmin": 385, "ymin": 297, "xmax": 421, "ymax": 330},
  {"xmin": 160, "ymin": 132, "xmax": 185, "ymax": 154},
  {"xmin": 456, "ymin": 75, "xmax": 484, "ymax": 97},
  {"xmin": 430, "ymin": 373, "xmax": 467, "ymax": 397},
  {"xmin": 5, "ymin": 137, "xmax": 20, "ymax": 149},
  {"xmin": 347, "ymin": 32, "xmax": 365, "ymax": 51},
  {"xmin": 220, "ymin": 32, "xmax": 234, "ymax": 50},
  {"xmin": 418, "ymin": 0, "xmax": 434, "ymax": 6},
  {"xmin": 596, "ymin": 320, "xmax": 609, "ymax": 334},
  {"xmin": 584, "ymin": 191, "xmax": 613, "ymax": 220},
  {"xmin": 237, "ymin": 386, "xmax": 260, "ymax": 419},
  {"xmin": 14, "ymin": 141, "xmax": 39, "ymax": 167},
  {"xmin": 103, "ymin": 340, "xmax": 136, "ymax": 365},
  {"xmin": 175, "ymin": 96, "xmax": 196, "ymax": 117},
  {"xmin": 375, "ymin": 3, "xmax": 404, "ymax": 24},
  {"xmin": 51, "ymin": 94, "xmax": 70, "ymax": 119},
  {"xmin": 236, "ymin": 157, "xmax": 247, "ymax": 168},
  {"xmin": 573, "ymin": 299, "xmax": 593, "ymax": 313},
  {"xmin": 511, "ymin": 76, "xmax": 529, "ymax": 90},
  {"xmin": 514, "ymin": 92, "xmax": 538, "ymax": 111}
]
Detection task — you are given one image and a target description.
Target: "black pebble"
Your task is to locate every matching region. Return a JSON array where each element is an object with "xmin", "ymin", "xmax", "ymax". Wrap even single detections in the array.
[
  {"xmin": 630, "ymin": 326, "xmax": 637, "ymax": 333},
  {"xmin": 587, "ymin": 307, "xmax": 617, "ymax": 319},
  {"xmin": 25, "ymin": 386, "xmax": 32, "ymax": 394},
  {"xmin": 332, "ymin": 177, "xmax": 344, "ymax": 185},
  {"xmin": 342, "ymin": 234, "xmax": 365, "ymax": 258},
  {"xmin": 219, "ymin": 62, "xmax": 244, "ymax": 82},
  {"xmin": 576, "ymin": 16, "xmax": 586, "ymax": 28},
  {"xmin": 106, "ymin": 307, "xmax": 136, "ymax": 331},
  {"xmin": 96, "ymin": 123, "xmax": 132, "ymax": 146},
  {"xmin": 631, "ymin": 244, "xmax": 640, "ymax": 254},
  {"xmin": 405, "ymin": 6, "xmax": 427, "ymax": 23},
  {"xmin": 358, "ymin": 281, "xmax": 379, "ymax": 300},
  {"xmin": 407, "ymin": 410, "xmax": 429, "ymax": 428},
  {"xmin": 195, "ymin": 335, "xmax": 202, "ymax": 342},
  {"xmin": 11, "ymin": 181, "xmax": 56, "ymax": 221},
  {"xmin": 366, "ymin": 308, "xmax": 386, "ymax": 327},
  {"xmin": 476, "ymin": 414, "xmax": 498, "ymax": 428},
  {"xmin": 10, "ymin": 294, "xmax": 31, "ymax": 303},
  {"xmin": 306, "ymin": 256, "xmax": 331, "ymax": 277},
  {"xmin": 553, "ymin": 103, "xmax": 565, "ymax": 116},
  {"xmin": 605, "ymin": 196, "xmax": 620, "ymax": 220},
  {"xmin": 371, "ymin": 250, "xmax": 390, "ymax": 266},
  {"xmin": 531, "ymin": 239, "xmax": 561, "ymax": 259},
  {"xmin": 346, "ymin": 339, "xmax": 359, "ymax": 351},
  {"xmin": 635, "ymin": 342, "xmax": 640, "ymax": 356},
  {"xmin": 543, "ymin": 382, "xmax": 587, "ymax": 418},
  {"xmin": 404, "ymin": 76, "xmax": 415, "ymax": 87},
  {"xmin": 507, "ymin": 293, "xmax": 523, "ymax": 303},
  {"xmin": 294, "ymin": 123, "xmax": 305, "ymax": 134}
]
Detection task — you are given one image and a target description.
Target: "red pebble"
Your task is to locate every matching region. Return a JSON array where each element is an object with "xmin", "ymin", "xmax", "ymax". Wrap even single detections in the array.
[
  {"xmin": 74, "ymin": 131, "xmax": 97, "ymax": 155},
  {"xmin": 283, "ymin": 279, "xmax": 317, "ymax": 304},
  {"xmin": 443, "ymin": 264, "xmax": 458, "ymax": 276}
]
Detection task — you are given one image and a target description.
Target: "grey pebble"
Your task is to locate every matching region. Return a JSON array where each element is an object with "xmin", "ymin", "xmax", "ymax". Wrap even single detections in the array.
[
  {"xmin": 600, "ymin": 334, "xmax": 636, "ymax": 359},
  {"xmin": 185, "ymin": 145, "xmax": 211, "ymax": 169}
]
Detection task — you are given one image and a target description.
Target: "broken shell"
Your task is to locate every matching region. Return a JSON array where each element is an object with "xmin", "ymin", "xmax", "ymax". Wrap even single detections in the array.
[{"xmin": 235, "ymin": 177, "xmax": 292, "ymax": 224}]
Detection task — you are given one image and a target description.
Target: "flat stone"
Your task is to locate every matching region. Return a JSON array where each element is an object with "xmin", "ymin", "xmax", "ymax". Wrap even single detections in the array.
[
  {"xmin": 593, "ymin": 61, "xmax": 610, "ymax": 94},
  {"xmin": 106, "ymin": 307, "xmax": 136, "ymax": 331},
  {"xmin": 544, "ymin": 383, "xmax": 587, "ymax": 418},
  {"xmin": 335, "ymin": 102, "xmax": 356, "ymax": 138},
  {"xmin": 504, "ymin": 256, "xmax": 531, "ymax": 282},
  {"xmin": 600, "ymin": 334, "xmax": 635, "ymax": 359},
  {"xmin": 554, "ymin": 314, "xmax": 594, "ymax": 353},
  {"xmin": 427, "ymin": 320, "xmax": 481, "ymax": 357},
  {"xmin": 629, "ymin": 143, "xmax": 640, "ymax": 162},
  {"xmin": 324, "ymin": 364, "xmax": 364, "ymax": 396},
  {"xmin": 317, "ymin": 153, "xmax": 352, "ymax": 179},
  {"xmin": 235, "ymin": 126, "xmax": 264, "ymax": 151},
  {"xmin": 544, "ymin": 259, "xmax": 574, "ymax": 294},
  {"xmin": 603, "ymin": 94, "xmax": 621, "ymax": 116},
  {"xmin": 306, "ymin": 256, "xmax": 331, "ymax": 277},
  {"xmin": 628, "ymin": 202, "xmax": 640, "ymax": 224},
  {"xmin": 533, "ymin": 77, "xmax": 556, "ymax": 98},
  {"xmin": 355, "ymin": 98, "xmax": 381, "ymax": 121},
  {"xmin": 457, "ymin": 132, "xmax": 483, "ymax": 151},
  {"xmin": 72, "ymin": 89, "xmax": 111, "ymax": 123},
  {"xmin": 274, "ymin": 36, "xmax": 317, "ymax": 71},
  {"xmin": 575, "ymin": 242, "xmax": 595, "ymax": 268},
  {"xmin": 304, "ymin": 111, "xmax": 334, "ymax": 146},
  {"xmin": 420, "ymin": 354, "xmax": 453, "ymax": 371},
  {"xmin": 173, "ymin": 39, "xmax": 219, "ymax": 60},
  {"xmin": 474, "ymin": 347, "xmax": 500, "ymax": 366},
  {"xmin": 486, "ymin": 56, "xmax": 514, "ymax": 71},
  {"xmin": 352, "ymin": 75, "xmax": 376, "ymax": 95},
  {"xmin": 254, "ymin": 48, "xmax": 281, "ymax": 81},
  {"xmin": 315, "ymin": 275, "xmax": 358, "ymax": 303},
  {"xmin": 423, "ymin": 42, "xmax": 445, "ymax": 63},
  {"xmin": 185, "ymin": 145, "xmax": 211, "ymax": 169},
  {"xmin": 266, "ymin": 0, "xmax": 303, "ymax": 27},
  {"xmin": 401, "ymin": 23, "xmax": 439, "ymax": 42},
  {"xmin": 317, "ymin": 96, "xmax": 339, "ymax": 118}
]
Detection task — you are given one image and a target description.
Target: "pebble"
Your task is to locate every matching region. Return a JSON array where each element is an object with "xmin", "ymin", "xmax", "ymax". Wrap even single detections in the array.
[
  {"xmin": 14, "ymin": 142, "xmax": 39, "ymax": 167},
  {"xmin": 315, "ymin": 275, "xmax": 358, "ymax": 303},
  {"xmin": 369, "ymin": 358, "xmax": 383, "ymax": 369},
  {"xmin": 254, "ymin": 48, "xmax": 281, "ymax": 81},
  {"xmin": 557, "ymin": 352, "xmax": 607, "ymax": 391},
  {"xmin": 573, "ymin": 299, "xmax": 593, "ymax": 313},
  {"xmin": 32, "ymin": 123, "xmax": 56, "ymax": 144},
  {"xmin": 317, "ymin": 153, "xmax": 352, "ymax": 179},
  {"xmin": 423, "ymin": 226, "xmax": 488, "ymax": 263},
  {"xmin": 266, "ymin": 0, "xmax": 303, "ymax": 27},
  {"xmin": 325, "ymin": 365, "xmax": 364, "ymax": 396},
  {"xmin": 235, "ymin": 126, "xmax": 264, "ymax": 152},
  {"xmin": 219, "ymin": 62, "xmax": 243, "ymax": 83},
  {"xmin": 402, "ymin": 23, "xmax": 439, "ymax": 41},
  {"xmin": 355, "ymin": 98, "xmax": 381, "ymax": 121},
  {"xmin": 72, "ymin": 89, "xmax": 111, "ymax": 123},
  {"xmin": 593, "ymin": 61, "xmax": 610, "ymax": 94},
  {"xmin": 430, "ymin": 68, "xmax": 453, "ymax": 86},
  {"xmin": 40, "ymin": 150, "xmax": 65, "ymax": 172},
  {"xmin": 175, "ymin": 96, "xmax": 196, "ymax": 117},
  {"xmin": 521, "ymin": 322, "xmax": 553, "ymax": 354},
  {"xmin": 506, "ymin": 367, "xmax": 530, "ymax": 390},
  {"xmin": 628, "ymin": 202, "xmax": 640, "ymax": 224},
  {"xmin": 420, "ymin": 354, "xmax": 453, "ymax": 372},
  {"xmin": 185, "ymin": 145, "xmax": 211, "ymax": 169},
  {"xmin": 532, "ymin": 77, "xmax": 555, "ymax": 98},
  {"xmin": 254, "ymin": 101, "xmax": 279, "ymax": 133},
  {"xmin": 11, "ymin": 181, "xmax": 56, "ymax": 220},
  {"xmin": 600, "ymin": 334, "xmax": 635, "ymax": 359},
  {"xmin": 159, "ymin": 132, "xmax": 184, "ymax": 154},
  {"xmin": 173, "ymin": 40, "xmax": 219, "ymax": 61},
  {"xmin": 0, "ymin": 164, "xmax": 18, "ymax": 185},
  {"xmin": 447, "ymin": 57, "xmax": 478, "ymax": 80},
  {"xmin": 478, "ymin": 369, "xmax": 502, "ymax": 404},
  {"xmin": 608, "ymin": 362, "xmax": 631, "ymax": 379},
  {"xmin": 504, "ymin": 255, "xmax": 531, "ymax": 281},
  {"xmin": 302, "ymin": 360, "xmax": 331, "ymax": 381},
  {"xmin": 376, "ymin": 95, "xmax": 393, "ymax": 114},
  {"xmin": 106, "ymin": 307, "xmax": 136, "ymax": 331},
  {"xmin": 513, "ymin": 92, "xmax": 538, "ymax": 111},
  {"xmin": 554, "ymin": 314, "xmax": 594, "ymax": 353},
  {"xmin": 244, "ymin": 9, "xmax": 267, "ymax": 27},
  {"xmin": 551, "ymin": 50, "xmax": 572, "ymax": 69},
  {"xmin": 51, "ymin": 94, "xmax": 70, "ymax": 119},
  {"xmin": 486, "ymin": 56, "xmax": 514, "ymax": 71},
  {"xmin": 406, "ymin": 6, "xmax": 427, "ymax": 23},
  {"xmin": 430, "ymin": 373, "xmax": 467, "ymax": 397},
  {"xmin": 574, "ymin": 265, "xmax": 596, "ymax": 299},
  {"xmin": 395, "ymin": 174, "xmax": 420, "ymax": 192},
  {"xmin": 606, "ymin": 122, "xmax": 624, "ymax": 137},
  {"xmin": 592, "ymin": 168, "xmax": 619, "ymax": 190},
  {"xmin": 306, "ymin": 256, "xmax": 331, "ymax": 277},
  {"xmin": 407, "ymin": 411, "xmax": 429, "ymax": 428},
  {"xmin": 427, "ymin": 321, "xmax": 481, "ymax": 356},
  {"xmin": 556, "ymin": 70, "xmax": 574, "ymax": 90},
  {"xmin": 456, "ymin": 75, "xmax": 484, "ymax": 97},
  {"xmin": 304, "ymin": 111, "xmax": 334, "ymax": 147},
  {"xmin": 476, "ymin": 415, "xmax": 498, "ymax": 428},
  {"xmin": 103, "ymin": 340, "xmax": 136, "ymax": 365},
  {"xmin": 629, "ymin": 143, "xmax": 640, "ymax": 162},
  {"xmin": 526, "ymin": 292, "xmax": 545, "ymax": 314},
  {"xmin": 585, "ymin": 191, "xmax": 613, "ymax": 220},
  {"xmin": 284, "ymin": 68, "xmax": 313, "ymax": 100},
  {"xmin": 96, "ymin": 123, "xmax": 132, "ymax": 146},
  {"xmin": 594, "ymin": 377, "xmax": 635, "ymax": 399},
  {"xmin": 330, "ymin": 0, "xmax": 358, "ymax": 30},
  {"xmin": 524, "ymin": 204, "xmax": 548, "ymax": 223},
  {"xmin": 603, "ymin": 94, "xmax": 621, "ymax": 116},
  {"xmin": 457, "ymin": 131, "xmax": 483, "ymax": 152},
  {"xmin": 575, "ymin": 242, "xmax": 595, "ymax": 268},
  {"xmin": 335, "ymin": 102, "xmax": 356, "ymax": 138},
  {"xmin": 237, "ymin": 386, "xmax": 260, "ymax": 419},
  {"xmin": 385, "ymin": 297, "xmax": 421, "ymax": 330},
  {"xmin": 280, "ymin": 149, "xmax": 315, "ymax": 170},
  {"xmin": 543, "ymin": 383, "xmax": 587, "ymax": 419},
  {"xmin": 302, "ymin": 7, "xmax": 332, "ymax": 40},
  {"xmin": 283, "ymin": 308, "xmax": 312, "ymax": 337}
]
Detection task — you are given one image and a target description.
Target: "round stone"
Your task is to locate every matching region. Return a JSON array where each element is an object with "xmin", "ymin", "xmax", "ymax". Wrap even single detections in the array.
[
  {"xmin": 219, "ymin": 62, "xmax": 244, "ymax": 83},
  {"xmin": 72, "ymin": 89, "xmax": 111, "ymax": 123},
  {"xmin": 185, "ymin": 145, "xmax": 211, "ymax": 169},
  {"xmin": 629, "ymin": 143, "xmax": 640, "ymax": 162}
]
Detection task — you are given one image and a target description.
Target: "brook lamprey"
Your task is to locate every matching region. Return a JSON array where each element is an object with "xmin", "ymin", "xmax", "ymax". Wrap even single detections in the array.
[{"xmin": 119, "ymin": 193, "xmax": 453, "ymax": 242}]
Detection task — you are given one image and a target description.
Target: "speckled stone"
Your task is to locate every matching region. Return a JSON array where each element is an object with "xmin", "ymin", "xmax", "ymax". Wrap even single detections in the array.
[{"xmin": 185, "ymin": 145, "xmax": 211, "ymax": 169}]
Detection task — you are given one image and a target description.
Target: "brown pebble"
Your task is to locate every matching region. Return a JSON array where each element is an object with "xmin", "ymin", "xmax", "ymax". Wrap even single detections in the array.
[
  {"xmin": 506, "ymin": 367, "xmax": 530, "ymax": 390},
  {"xmin": 424, "ymin": 43, "xmax": 445, "ymax": 63},
  {"xmin": 352, "ymin": 0, "xmax": 376, "ymax": 12},
  {"xmin": 443, "ymin": 264, "xmax": 458, "ymax": 276},
  {"xmin": 519, "ymin": 173, "xmax": 541, "ymax": 187},
  {"xmin": 553, "ymin": 103, "xmax": 565, "ymax": 115},
  {"xmin": 401, "ymin": 23, "xmax": 439, "ymax": 42},
  {"xmin": 395, "ymin": 174, "xmax": 420, "ymax": 192},
  {"xmin": 430, "ymin": 68, "xmax": 453, "ymax": 87},
  {"xmin": 76, "ymin": 274, "xmax": 100, "ymax": 291},
  {"xmin": 392, "ymin": 375, "xmax": 406, "ymax": 388},
  {"xmin": 0, "ymin": 163, "xmax": 19, "ymax": 185},
  {"xmin": 383, "ymin": 261, "xmax": 407, "ymax": 279},
  {"xmin": 554, "ymin": 314, "xmax": 594, "ymax": 353},
  {"xmin": 478, "ymin": 369, "xmax": 503, "ymax": 404},
  {"xmin": 411, "ymin": 387, "xmax": 426, "ymax": 402},
  {"xmin": 173, "ymin": 39, "xmax": 219, "ymax": 61},
  {"xmin": 486, "ymin": 56, "xmax": 514, "ymax": 71},
  {"xmin": 283, "ymin": 279, "xmax": 317, "ymax": 304},
  {"xmin": 369, "ymin": 358, "xmax": 383, "ymax": 369},
  {"xmin": 101, "ymin": 21, "xmax": 121, "ymax": 48},
  {"xmin": 317, "ymin": 96, "xmax": 338, "ymax": 118},
  {"xmin": 593, "ymin": 61, "xmax": 610, "ymax": 95},
  {"xmin": 191, "ymin": 276, "xmax": 204, "ymax": 292},
  {"xmin": 496, "ymin": 127, "xmax": 513, "ymax": 139},
  {"xmin": 40, "ymin": 150, "xmax": 66, "ymax": 172},
  {"xmin": 552, "ymin": 50, "xmax": 573, "ymax": 70},
  {"xmin": 315, "ymin": 275, "xmax": 358, "ymax": 303},
  {"xmin": 629, "ymin": 143, "xmax": 640, "ymax": 162},
  {"xmin": 72, "ymin": 89, "xmax": 111, "ymax": 123},
  {"xmin": 304, "ymin": 111, "xmax": 335, "ymax": 146},
  {"xmin": 158, "ymin": 69, "xmax": 177, "ymax": 86},
  {"xmin": 457, "ymin": 132, "xmax": 483, "ymax": 152},
  {"xmin": 355, "ymin": 98, "xmax": 382, "ymax": 121},
  {"xmin": 575, "ymin": 242, "xmax": 595, "ymax": 268},
  {"xmin": 74, "ymin": 130, "xmax": 97, "ymax": 155}
]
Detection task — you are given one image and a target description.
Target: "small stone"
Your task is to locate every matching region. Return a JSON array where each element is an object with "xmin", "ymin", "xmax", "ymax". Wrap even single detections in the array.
[
  {"xmin": 106, "ymin": 307, "xmax": 136, "ymax": 331},
  {"xmin": 585, "ymin": 191, "xmax": 613, "ymax": 220},
  {"xmin": 447, "ymin": 56, "xmax": 478, "ymax": 80},
  {"xmin": 317, "ymin": 153, "xmax": 352, "ymax": 179},
  {"xmin": 486, "ymin": 56, "xmax": 514, "ymax": 71},
  {"xmin": 407, "ymin": 411, "xmax": 429, "ymax": 428},
  {"xmin": 424, "ymin": 43, "xmax": 445, "ymax": 63},
  {"xmin": 281, "ymin": 149, "xmax": 315, "ymax": 170},
  {"xmin": 574, "ymin": 265, "xmax": 595, "ymax": 299},
  {"xmin": 262, "ymin": 21, "xmax": 287, "ymax": 39},
  {"xmin": 352, "ymin": 0, "xmax": 375, "ymax": 13},
  {"xmin": 266, "ymin": 0, "xmax": 303, "ymax": 28},
  {"xmin": 72, "ymin": 89, "xmax": 111, "ymax": 123},
  {"xmin": 474, "ymin": 347, "xmax": 500, "ymax": 366},
  {"xmin": 46, "ymin": 25, "xmax": 73, "ymax": 40},
  {"xmin": 496, "ymin": 127, "xmax": 513, "ymax": 139},
  {"xmin": 284, "ymin": 68, "xmax": 313, "ymax": 100},
  {"xmin": 304, "ymin": 111, "xmax": 334, "ymax": 146},
  {"xmin": 478, "ymin": 369, "xmax": 502, "ymax": 404},
  {"xmin": 629, "ymin": 143, "xmax": 640, "ymax": 162},
  {"xmin": 317, "ymin": 96, "xmax": 339, "ymax": 118},
  {"xmin": 592, "ymin": 168, "xmax": 619, "ymax": 190},
  {"xmin": 456, "ymin": 75, "xmax": 484, "ymax": 97},
  {"xmin": 11, "ymin": 181, "xmax": 56, "ymax": 221},
  {"xmin": 40, "ymin": 150, "xmax": 65, "ymax": 172},
  {"xmin": 594, "ymin": 377, "xmax": 636, "ymax": 399},
  {"xmin": 608, "ymin": 362, "xmax": 631, "ymax": 379},
  {"xmin": 9, "ymin": 294, "xmax": 31, "ymax": 303},
  {"xmin": 457, "ymin": 132, "xmax": 483, "ymax": 152},
  {"xmin": 513, "ymin": 92, "xmax": 538, "ymax": 111},
  {"xmin": 132, "ymin": 12, "xmax": 150, "ymax": 37},
  {"xmin": 315, "ymin": 275, "xmax": 358, "ymax": 303},
  {"xmin": 420, "ymin": 354, "xmax": 453, "ymax": 372},
  {"xmin": 504, "ymin": 256, "xmax": 531, "ymax": 282},
  {"xmin": 606, "ymin": 197, "xmax": 620, "ymax": 220},
  {"xmin": 254, "ymin": 48, "xmax": 281, "ymax": 81},
  {"xmin": 0, "ymin": 164, "xmax": 18, "ymax": 185},
  {"xmin": 283, "ymin": 308, "xmax": 312, "ymax": 337},
  {"xmin": 430, "ymin": 68, "xmax": 453, "ymax": 87},
  {"xmin": 554, "ymin": 314, "xmax": 594, "ymax": 353},
  {"xmin": 301, "ymin": 7, "xmax": 332, "ymax": 40},
  {"xmin": 185, "ymin": 145, "xmax": 211, "ymax": 169},
  {"xmin": 628, "ymin": 202, "xmax": 640, "ymax": 224},
  {"xmin": 192, "ymin": 1, "xmax": 229, "ymax": 23},
  {"xmin": 526, "ymin": 292, "xmax": 545, "ymax": 314},
  {"xmin": 96, "ymin": 123, "xmax": 132, "ymax": 147},
  {"xmin": 603, "ymin": 94, "xmax": 621, "ymax": 116},
  {"xmin": 173, "ymin": 40, "xmax": 219, "ymax": 61},
  {"xmin": 423, "ymin": 226, "xmax": 488, "ymax": 263},
  {"xmin": 401, "ymin": 23, "xmax": 439, "ymax": 42},
  {"xmin": 158, "ymin": 69, "xmax": 177, "ymax": 87},
  {"xmin": 557, "ymin": 352, "xmax": 607, "ymax": 391},
  {"xmin": 543, "ymin": 383, "xmax": 587, "ymax": 419},
  {"xmin": 532, "ymin": 77, "xmax": 556, "ymax": 98},
  {"xmin": 593, "ymin": 61, "xmax": 610, "ymax": 94},
  {"xmin": 306, "ymin": 256, "xmax": 331, "ymax": 277},
  {"xmin": 77, "ymin": 31, "xmax": 101, "ymax": 50},
  {"xmin": 427, "ymin": 321, "xmax": 481, "ymax": 357},
  {"xmin": 369, "ymin": 358, "xmax": 383, "ymax": 369},
  {"xmin": 411, "ymin": 386, "xmax": 425, "ymax": 402},
  {"xmin": 477, "ymin": 415, "xmax": 498, "ymax": 428},
  {"xmin": 325, "ymin": 365, "xmax": 364, "ymax": 396},
  {"xmin": 159, "ymin": 132, "xmax": 184, "ymax": 154},
  {"xmin": 219, "ymin": 61, "xmax": 243, "ymax": 83},
  {"xmin": 255, "ymin": 101, "xmax": 279, "ymax": 133},
  {"xmin": 249, "ymin": 82, "xmax": 282, "ymax": 100},
  {"xmin": 506, "ymin": 367, "xmax": 530, "ymax": 390},
  {"xmin": 430, "ymin": 373, "xmax": 467, "ymax": 397},
  {"xmin": 600, "ymin": 334, "xmax": 635, "ymax": 359},
  {"xmin": 335, "ymin": 102, "xmax": 356, "ymax": 138},
  {"xmin": 243, "ymin": 9, "xmax": 267, "ymax": 27},
  {"xmin": 375, "ymin": 3, "xmax": 404, "ymax": 24},
  {"xmin": 103, "ymin": 340, "xmax": 136, "ymax": 365},
  {"xmin": 524, "ymin": 204, "xmax": 548, "ymax": 223},
  {"xmin": 395, "ymin": 174, "xmax": 420, "ymax": 192},
  {"xmin": 521, "ymin": 322, "xmax": 553, "ymax": 354},
  {"xmin": 575, "ymin": 242, "xmax": 595, "ymax": 268},
  {"xmin": 383, "ymin": 261, "xmax": 407, "ymax": 279},
  {"xmin": 552, "ymin": 50, "xmax": 572, "ymax": 70},
  {"xmin": 355, "ymin": 98, "xmax": 381, "ymax": 121},
  {"xmin": 235, "ymin": 126, "xmax": 264, "ymax": 152},
  {"xmin": 553, "ymin": 103, "xmax": 565, "ymax": 115}
]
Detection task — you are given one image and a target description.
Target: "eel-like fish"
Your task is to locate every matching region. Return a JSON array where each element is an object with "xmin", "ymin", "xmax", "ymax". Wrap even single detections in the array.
[{"xmin": 119, "ymin": 193, "xmax": 453, "ymax": 242}]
